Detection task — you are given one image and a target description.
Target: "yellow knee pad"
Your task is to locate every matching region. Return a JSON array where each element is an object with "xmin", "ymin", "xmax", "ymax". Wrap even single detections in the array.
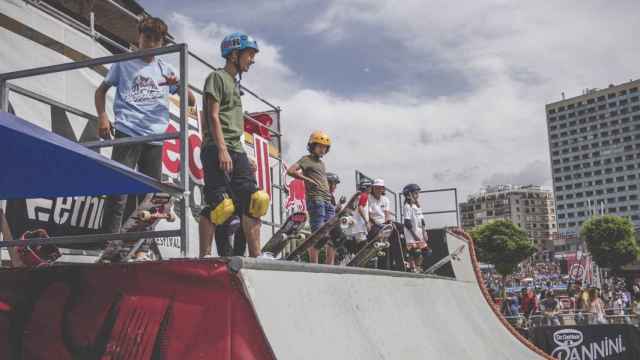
[
  {"xmin": 210, "ymin": 195, "xmax": 235, "ymax": 225},
  {"xmin": 248, "ymin": 190, "xmax": 270, "ymax": 218}
]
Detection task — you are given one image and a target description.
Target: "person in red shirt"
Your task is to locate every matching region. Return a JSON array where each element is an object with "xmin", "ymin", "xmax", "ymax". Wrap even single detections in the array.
[{"xmin": 520, "ymin": 287, "xmax": 538, "ymax": 324}]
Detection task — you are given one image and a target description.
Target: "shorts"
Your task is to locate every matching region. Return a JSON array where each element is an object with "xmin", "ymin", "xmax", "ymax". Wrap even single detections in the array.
[
  {"xmin": 307, "ymin": 199, "xmax": 335, "ymax": 233},
  {"xmin": 200, "ymin": 144, "xmax": 257, "ymax": 217}
]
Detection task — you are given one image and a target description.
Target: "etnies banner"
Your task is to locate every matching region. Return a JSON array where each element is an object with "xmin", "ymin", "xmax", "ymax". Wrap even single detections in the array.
[{"xmin": 531, "ymin": 325, "xmax": 640, "ymax": 360}]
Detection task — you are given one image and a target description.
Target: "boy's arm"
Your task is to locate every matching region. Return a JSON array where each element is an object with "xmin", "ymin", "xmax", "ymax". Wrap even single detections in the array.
[
  {"xmin": 205, "ymin": 94, "xmax": 233, "ymax": 173},
  {"xmin": 286, "ymin": 163, "xmax": 320, "ymax": 186},
  {"xmin": 94, "ymin": 82, "xmax": 113, "ymax": 139}
]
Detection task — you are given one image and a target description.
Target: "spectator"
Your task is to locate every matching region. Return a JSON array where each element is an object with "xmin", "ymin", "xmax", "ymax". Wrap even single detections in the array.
[
  {"xmin": 520, "ymin": 287, "xmax": 538, "ymax": 322},
  {"xmin": 612, "ymin": 291, "xmax": 630, "ymax": 325},
  {"xmin": 96, "ymin": 17, "xmax": 195, "ymax": 261},
  {"xmin": 632, "ymin": 294, "xmax": 640, "ymax": 327},
  {"xmin": 540, "ymin": 290, "xmax": 561, "ymax": 326},
  {"xmin": 588, "ymin": 288, "xmax": 608, "ymax": 325}
]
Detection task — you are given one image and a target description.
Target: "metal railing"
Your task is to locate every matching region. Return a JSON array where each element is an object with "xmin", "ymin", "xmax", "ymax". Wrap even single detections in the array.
[
  {"xmin": 399, "ymin": 187, "xmax": 460, "ymax": 228},
  {"xmin": 503, "ymin": 310, "xmax": 640, "ymax": 328},
  {"xmin": 0, "ymin": 44, "xmax": 191, "ymax": 255}
]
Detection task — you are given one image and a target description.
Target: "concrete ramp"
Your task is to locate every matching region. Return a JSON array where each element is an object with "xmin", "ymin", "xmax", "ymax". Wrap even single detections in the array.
[{"xmin": 234, "ymin": 230, "xmax": 549, "ymax": 360}]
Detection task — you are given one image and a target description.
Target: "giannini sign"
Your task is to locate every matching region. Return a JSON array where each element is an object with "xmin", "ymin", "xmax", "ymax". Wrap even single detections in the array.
[{"xmin": 550, "ymin": 329, "xmax": 626, "ymax": 360}]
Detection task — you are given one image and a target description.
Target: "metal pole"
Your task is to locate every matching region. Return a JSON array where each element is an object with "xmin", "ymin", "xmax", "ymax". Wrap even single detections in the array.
[
  {"xmin": 0, "ymin": 80, "xmax": 7, "ymax": 112},
  {"xmin": 454, "ymin": 188, "xmax": 460, "ymax": 227},
  {"xmin": 276, "ymin": 109, "xmax": 284, "ymax": 228},
  {"xmin": 179, "ymin": 44, "xmax": 190, "ymax": 257}
]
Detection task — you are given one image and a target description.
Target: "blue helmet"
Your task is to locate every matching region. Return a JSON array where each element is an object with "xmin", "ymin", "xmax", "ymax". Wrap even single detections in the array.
[{"xmin": 221, "ymin": 32, "xmax": 259, "ymax": 58}]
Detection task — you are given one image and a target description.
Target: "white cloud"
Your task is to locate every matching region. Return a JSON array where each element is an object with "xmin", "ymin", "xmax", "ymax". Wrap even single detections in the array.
[{"xmin": 164, "ymin": 1, "xmax": 640, "ymax": 208}]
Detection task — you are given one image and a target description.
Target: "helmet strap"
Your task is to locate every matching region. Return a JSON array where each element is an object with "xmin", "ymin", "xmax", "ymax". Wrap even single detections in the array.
[{"xmin": 233, "ymin": 51, "xmax": 245, "ymax": 96}]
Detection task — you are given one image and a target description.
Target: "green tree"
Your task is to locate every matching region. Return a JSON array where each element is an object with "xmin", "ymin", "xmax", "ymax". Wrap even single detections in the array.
[
  {"xmin": 580, "ymin": 215, "xmax": 640, "ymax": 271},
  {"xmin": 470, "ymin": 219, "xmax": 536, "ymax": 279}
]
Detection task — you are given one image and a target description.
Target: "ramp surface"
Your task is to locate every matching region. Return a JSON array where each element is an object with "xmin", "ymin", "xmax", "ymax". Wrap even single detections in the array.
[{"xmin": 235, "ymin": 231, "xmax": 550, "ymax": 360}]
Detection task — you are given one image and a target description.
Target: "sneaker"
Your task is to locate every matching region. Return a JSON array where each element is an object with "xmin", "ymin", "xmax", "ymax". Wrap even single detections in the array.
[{"xmin": 257, "ymin": 252, "xmax": 275, "ymax": 260}]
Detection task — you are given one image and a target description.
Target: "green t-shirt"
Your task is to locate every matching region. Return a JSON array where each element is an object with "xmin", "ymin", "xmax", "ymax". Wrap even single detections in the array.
[
  {"xmin": 296, "ymin": 155, "xmax": 331, "ymax": 202},
  {"xmin": 202, "ymin": 70, "xmax": 244, "ymax": 153}
]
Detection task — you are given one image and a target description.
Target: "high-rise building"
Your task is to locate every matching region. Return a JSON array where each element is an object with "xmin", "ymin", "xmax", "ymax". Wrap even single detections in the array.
[
  {"xmin": 459, "ymin": 185, "xmax": 556, "ymax": 252},
  {"xmin": 546, "ymin": 80, "xmax": 640, "ymax": 237}
]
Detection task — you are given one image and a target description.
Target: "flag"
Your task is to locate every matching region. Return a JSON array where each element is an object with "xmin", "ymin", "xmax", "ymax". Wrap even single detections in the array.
[{"xmin": 253, "ymin": 134, "xmax": 271, "ymax": 197}]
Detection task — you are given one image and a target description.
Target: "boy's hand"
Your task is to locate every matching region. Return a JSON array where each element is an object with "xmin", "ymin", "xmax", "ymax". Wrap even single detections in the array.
[
  {"xmin": 159, "ymin": 74, "xmax": 178, "ymax": 86},
  {"xmin": 98, "ymin": 113, "xmax": 112, "ymax": 139},
  {"xmin": 219, "ymin": 148, "xmax": 233, "ymax": 174},
  {"xmin": 250, "ymin": 158, "xmax": 257, "ymax": 173}
]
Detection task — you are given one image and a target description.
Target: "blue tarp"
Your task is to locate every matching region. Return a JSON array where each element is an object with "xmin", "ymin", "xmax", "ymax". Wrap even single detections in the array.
[{"xmin": 0, "ymin": 111, "xmax": 163, "ymax": 199}]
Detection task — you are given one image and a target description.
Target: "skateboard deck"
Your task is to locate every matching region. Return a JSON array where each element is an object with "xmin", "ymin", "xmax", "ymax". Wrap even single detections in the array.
[
  {"xmin": 286, "ymin": 192, "xmax": 360, "ymax": 261},
  {"xmin": 99, "ymin": 192, "xmax": 175, "ymax": 262},
  {"xmin": 261, "ymin": 212, "xmax": 307, "ymax": 257},
  {"xmin": 347, "ymin": 224, "xmax": 393, "ymax": 267},
  {"xmin": 424, "ymin": 244, "xmax": 466, "ymax": 274}
]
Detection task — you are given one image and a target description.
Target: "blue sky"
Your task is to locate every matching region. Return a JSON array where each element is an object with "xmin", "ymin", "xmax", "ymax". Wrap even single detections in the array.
[{"xmin": 140, "ymin": 0, "xmax": 640, "ymax": 217}]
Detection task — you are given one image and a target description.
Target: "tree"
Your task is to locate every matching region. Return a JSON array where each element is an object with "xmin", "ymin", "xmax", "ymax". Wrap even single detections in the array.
[
  {"xmin": 580, "ymin": 215, "xmax": 640, "ymax": 271},
  {"xmin": 470, "ymin": 219, "xmax": 536, "ymax": 278}
]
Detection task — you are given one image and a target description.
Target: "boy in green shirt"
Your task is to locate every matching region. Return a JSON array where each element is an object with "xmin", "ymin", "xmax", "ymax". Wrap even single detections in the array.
[
  {"xmin": 199, "ymin": 32, "xmax": 269, "ymax": 258},
  {"xmin": 287, "ymin": 131, "xmax": 334, "ymax": 263}
]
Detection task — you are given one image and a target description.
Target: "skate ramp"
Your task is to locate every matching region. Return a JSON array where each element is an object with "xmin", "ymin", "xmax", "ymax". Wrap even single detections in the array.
[{"xmin": 233, "ymin": 230, "xmax": 550, "ymax": 360}]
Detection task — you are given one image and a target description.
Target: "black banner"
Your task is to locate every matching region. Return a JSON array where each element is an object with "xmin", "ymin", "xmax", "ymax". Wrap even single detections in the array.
[
  {"xmin": 531, "ymin": 325, "xmax": 640, "ymax": 360},
  {"xmin": 423, "ymin": 229, "xmax": 455, "ymax": 278}
]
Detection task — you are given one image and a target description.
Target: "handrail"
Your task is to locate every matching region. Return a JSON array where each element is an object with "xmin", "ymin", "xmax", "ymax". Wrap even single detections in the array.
[
  {"xmin": 0, "ymin": 44, "xmax": 191, "ymax": 256},
  {"xmin": 0, "ymin": 44, "xmax": 185, "ymax": 81}
]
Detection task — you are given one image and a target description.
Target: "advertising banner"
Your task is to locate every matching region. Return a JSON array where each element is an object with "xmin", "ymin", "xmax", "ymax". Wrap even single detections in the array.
[{"xmin": 531, "ymin": 325, "xmax": 640, "ymax": 360}]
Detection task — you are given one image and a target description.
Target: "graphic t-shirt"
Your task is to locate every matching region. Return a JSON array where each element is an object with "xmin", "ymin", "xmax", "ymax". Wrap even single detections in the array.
[
  {"xmin": 104, "ymin": 58, "xmax": 177, "ymax": 139},
  {"xmin": 295, "ymin": 155, "xmax": 331, "ymax": 202},
  {"xmin": 202, "ymin": 70, "xmax": 245, "ymax": 153},
  {"xmin": 369, "ymin": 195, "xmax": 390, "ymax": 225},
  {"xmin": 403, "ymin": 203, "xmax": 425, "ymax": 243}
]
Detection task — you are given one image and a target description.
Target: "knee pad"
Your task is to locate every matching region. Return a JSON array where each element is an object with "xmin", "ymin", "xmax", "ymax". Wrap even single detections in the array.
[
  {"xmin": 209, "ymin": 193, "xmax": 235, "ymax": 225},
  {"xmin": 248, "ymin": 190, "xmax": 270, "ymax": 218}
]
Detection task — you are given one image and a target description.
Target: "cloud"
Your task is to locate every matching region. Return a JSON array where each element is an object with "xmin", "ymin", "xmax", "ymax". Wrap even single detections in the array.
[
  {"xmin": 481, "ymin": 160, "xmax": 551, "ymax": 188},
  {"xmin": 158, "ymin": 1, "xmax": 640, "ymax": 202}
]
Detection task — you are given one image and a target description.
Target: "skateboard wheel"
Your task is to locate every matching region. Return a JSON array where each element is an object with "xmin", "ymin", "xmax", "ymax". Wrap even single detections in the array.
[{"xmin": 140, "ymin": 210, "xmax": 152, "ymax": 221}]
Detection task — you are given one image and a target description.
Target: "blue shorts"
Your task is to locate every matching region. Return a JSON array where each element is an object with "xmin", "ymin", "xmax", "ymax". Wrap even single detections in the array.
[{"xmin": 307, "ymin": 200, "xmax": 335, "ymax": 232}]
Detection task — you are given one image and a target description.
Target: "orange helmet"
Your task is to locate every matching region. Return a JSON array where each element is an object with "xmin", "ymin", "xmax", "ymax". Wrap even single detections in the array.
[{"xmin": 307, "ymin": 131, "xmax": 331, "ymax": 153}]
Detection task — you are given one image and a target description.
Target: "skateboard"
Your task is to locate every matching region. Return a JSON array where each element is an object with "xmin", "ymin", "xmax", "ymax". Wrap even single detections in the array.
[
  {"xmin": 261, "ymin": 211, "xmax": 307, "ymax": 258},
  {"xmin": 99, "ymin": 193, "xmax": 175, "ymax": 262},
  {"xmin": 286, "ymin": 192, "xmax": 360, "ymax": 261},
  {"xmin": 347, "ymin": 224, "xmax": 393, "ymax": 267},
  {"xmin": 423, "ymin": 244, "xmax": 466, "ymax": 275}
]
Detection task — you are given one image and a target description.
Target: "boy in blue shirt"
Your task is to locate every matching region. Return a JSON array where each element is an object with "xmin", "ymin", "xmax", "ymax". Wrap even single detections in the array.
[{"xmin": 95, "ymin": 17, "xmax": 195, "ymax": 240}]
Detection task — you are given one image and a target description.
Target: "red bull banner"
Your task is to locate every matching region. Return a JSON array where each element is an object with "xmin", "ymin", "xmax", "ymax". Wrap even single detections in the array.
[{"xmin": 285, "ymin": 179, "xmax": 306, "ymax": 214}]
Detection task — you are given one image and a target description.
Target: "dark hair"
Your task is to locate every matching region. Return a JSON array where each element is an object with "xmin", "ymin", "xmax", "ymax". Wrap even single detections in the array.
[{"xmin": 138, "ymin": 17, "xmax": 168, "ymax": 42}]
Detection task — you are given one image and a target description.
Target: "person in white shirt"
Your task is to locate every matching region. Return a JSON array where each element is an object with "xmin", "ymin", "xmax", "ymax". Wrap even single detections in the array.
[
  {"xmin": 402, "ymin": 183, "xmax": 429, "ymax": 271},
  {"xmin": 369, "ymin": 179, "xmax": 391, "ymax": 228}
]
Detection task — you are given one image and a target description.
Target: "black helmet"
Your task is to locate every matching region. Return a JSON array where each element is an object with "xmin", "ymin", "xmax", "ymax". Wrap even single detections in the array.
[
  {"xmin": 326, "ymin": 172, "xmax": 340, "ymax": 185},
  {"xmin": 358, "ymin": 179, "xmax": 373, "ymax": 191},
  {"xmin": 402, "ymin": 183, "xmax": 421, "ymax": 195}
]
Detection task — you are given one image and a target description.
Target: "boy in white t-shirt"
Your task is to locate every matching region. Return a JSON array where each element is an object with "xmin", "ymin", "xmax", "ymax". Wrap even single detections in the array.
[
  {"xmin": 402, "ymin": 183, "xmax": 429, "ymax": 271},
  {"xmin": 369, "ymin": 179, "xmax": 391, "ymax": 228}
]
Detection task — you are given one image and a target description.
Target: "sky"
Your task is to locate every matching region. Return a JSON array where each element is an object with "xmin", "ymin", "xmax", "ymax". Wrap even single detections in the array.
[{"xmin": 140, "ymin": 0, "xmax": 640, "ymax": 212}]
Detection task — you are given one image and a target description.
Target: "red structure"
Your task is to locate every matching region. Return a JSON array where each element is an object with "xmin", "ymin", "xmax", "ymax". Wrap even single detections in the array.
[{"xmin": 0, "ymin": 259, "xmax": 274, "ymax": 360}]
